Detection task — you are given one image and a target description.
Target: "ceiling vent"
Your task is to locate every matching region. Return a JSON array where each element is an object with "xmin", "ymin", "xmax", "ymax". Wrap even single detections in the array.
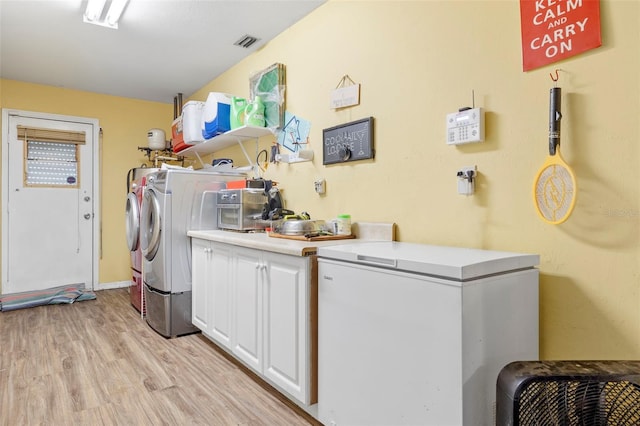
[{"xmin": 234, "ymin": 35, "xmax": 260, "ymax": 49}]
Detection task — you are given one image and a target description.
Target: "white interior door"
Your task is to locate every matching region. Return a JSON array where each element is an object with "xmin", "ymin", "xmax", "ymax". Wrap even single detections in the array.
[{"xmin": 2, "ymin": 110, "xmax": 99, "ymax": 295}]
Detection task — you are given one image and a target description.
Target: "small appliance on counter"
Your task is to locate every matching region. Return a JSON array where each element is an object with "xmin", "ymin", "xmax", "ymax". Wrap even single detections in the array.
[{"xmin": 217, "ymin": 188, "xmax": 268, "ymax": 231}]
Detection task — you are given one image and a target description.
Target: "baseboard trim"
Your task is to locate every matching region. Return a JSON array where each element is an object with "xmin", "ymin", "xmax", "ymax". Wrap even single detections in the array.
[{"xmin": 95, "ymin": 280, "xmax": 130, "ymax": 291}]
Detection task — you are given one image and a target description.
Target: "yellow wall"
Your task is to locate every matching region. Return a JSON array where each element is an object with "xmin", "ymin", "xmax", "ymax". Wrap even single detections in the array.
[
  {"xmin": 191, "ymin": 0, "xmax": 640, "ymax": 360},
  {"xmin": 0, "ymin": 80, "xmax": 173, "ymax": 285},
  {"xmin": 0, "ymin": 0, "xmax": 638, "ymax": 360}
]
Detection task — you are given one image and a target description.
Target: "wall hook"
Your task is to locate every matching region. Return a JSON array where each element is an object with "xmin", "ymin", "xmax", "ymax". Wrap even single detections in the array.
[{"xmin": 550, "ymin": 69, "xmax": 561, "ymax": 83}]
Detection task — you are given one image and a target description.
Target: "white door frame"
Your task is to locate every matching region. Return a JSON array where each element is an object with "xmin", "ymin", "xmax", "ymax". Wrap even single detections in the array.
[{"xmin": 1, "ymin": 108, "xmax": 101, "ymax": 291}]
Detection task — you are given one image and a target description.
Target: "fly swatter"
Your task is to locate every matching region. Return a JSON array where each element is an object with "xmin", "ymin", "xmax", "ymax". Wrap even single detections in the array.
[{"xmin": 533, "ymin": 87, "xmax": 576, "ymax": 224}]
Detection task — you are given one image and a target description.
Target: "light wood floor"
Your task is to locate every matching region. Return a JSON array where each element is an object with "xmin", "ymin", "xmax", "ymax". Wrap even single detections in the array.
[{"xmin": 0, "ymin": 288, "xmax": 319, "ymax": 425}]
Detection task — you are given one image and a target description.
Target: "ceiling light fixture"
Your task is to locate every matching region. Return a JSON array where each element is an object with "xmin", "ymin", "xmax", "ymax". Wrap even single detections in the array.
[{"xmin": 83, "ymin": 0, "xmax": 129, "ymax": 29}]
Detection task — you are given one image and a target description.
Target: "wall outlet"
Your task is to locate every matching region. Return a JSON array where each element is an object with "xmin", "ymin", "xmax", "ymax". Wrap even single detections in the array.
[
  {"xmin": 457, "ymin": 166, "xmax": 477, "ymax": 195},
  {"xmin": 314, "ymin": 178, "xmax": 326, "ymax": 194}
]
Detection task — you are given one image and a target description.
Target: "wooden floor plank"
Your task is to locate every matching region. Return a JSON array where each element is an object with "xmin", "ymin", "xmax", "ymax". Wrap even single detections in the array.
[{"xmin": 0, "ymin": 288, "xmax": 317, "ymax": 425}]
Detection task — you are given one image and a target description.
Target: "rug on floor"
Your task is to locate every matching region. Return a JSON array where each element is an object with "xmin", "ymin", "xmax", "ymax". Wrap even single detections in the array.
[{"xmin": 0, "ymin": 283, "xmax": 96, "ymax": 312}]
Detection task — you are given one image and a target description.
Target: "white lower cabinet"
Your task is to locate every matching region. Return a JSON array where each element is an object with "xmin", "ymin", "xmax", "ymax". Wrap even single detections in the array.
[
  {"xmin": 191, "ymin": 238, "xmax": 211, "ymax": 332},
  {"xmin": 260, "ymin": 250, "xmax": 310, "ymax": 401},
  {"xmin": 232, "ymin": 246, "xmax": 263, "ymax": 370},
  {"xmin": 209, "ymin": 242, "xmax": 234, "ymax": 349},
  {"xmin": 192, "ymin": 238, "xmax": 234, "ymax": 349},
  {"xmin": 191, "ymin": 238, "xmax": 314, "ymax": 406}
]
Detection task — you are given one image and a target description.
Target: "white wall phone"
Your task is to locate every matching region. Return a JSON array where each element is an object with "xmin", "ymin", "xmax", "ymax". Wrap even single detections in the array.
[{"xmin": 446, "ymin": 107, "xmax": 485, "ymax": 145}]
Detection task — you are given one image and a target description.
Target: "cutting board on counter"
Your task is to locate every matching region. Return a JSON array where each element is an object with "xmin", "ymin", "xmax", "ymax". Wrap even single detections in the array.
[{"xmin": 269, "ymin": 233, "xmax": 356, "ymax": 242}]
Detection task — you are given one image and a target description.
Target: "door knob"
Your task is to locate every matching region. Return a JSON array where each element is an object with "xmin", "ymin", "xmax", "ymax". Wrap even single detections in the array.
[{"xmin": 84, "ymin": 213, "xmax": 91, "ymax": 220}]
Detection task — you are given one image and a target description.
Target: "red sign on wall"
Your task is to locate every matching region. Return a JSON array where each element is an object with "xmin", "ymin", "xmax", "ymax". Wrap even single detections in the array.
[{"xmin": 520, "ymin": 0, "xmax": 602, "ymax": 72}]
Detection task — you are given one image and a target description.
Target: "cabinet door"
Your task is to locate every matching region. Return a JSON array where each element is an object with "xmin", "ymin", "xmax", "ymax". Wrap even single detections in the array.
[
  {"xmin": 262, "ymin": 252, "xmax": 310, "ymax": 404},
  {"xmin": 208, "ymin": 242, "xmax": 234, "ymax": 349},
  {"xmin": 191, "ymin": 238, "xmax": 211, "ymax": 332},
  {"xmin": 232, "ymin": 246, "xmax": 263, "ymax": 372}
]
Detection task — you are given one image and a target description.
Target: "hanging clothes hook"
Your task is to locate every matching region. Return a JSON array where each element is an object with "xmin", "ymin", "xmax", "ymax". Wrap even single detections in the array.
[{"xmin": 550, "ymin": 69, "xmax": 560, "ymax": 82}]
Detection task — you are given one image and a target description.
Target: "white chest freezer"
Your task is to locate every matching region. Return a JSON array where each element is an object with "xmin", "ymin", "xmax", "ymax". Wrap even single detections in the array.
[{"xmin": 316, "ymin": 241, "xmax": 539, "ymax": 426}]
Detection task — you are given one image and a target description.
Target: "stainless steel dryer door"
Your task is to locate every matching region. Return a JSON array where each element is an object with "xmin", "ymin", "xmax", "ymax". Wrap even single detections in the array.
[
  {"xmin": 141, "ymin": 188, "xmax": 161, "ymax": 261},
  {"xmin": 125, "ymin": 192, "xmax": 140, "ymax": 252}
]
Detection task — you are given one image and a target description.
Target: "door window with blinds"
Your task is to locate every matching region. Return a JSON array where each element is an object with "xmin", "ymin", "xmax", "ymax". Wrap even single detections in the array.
[{"xmin": 17, "ymin": 126, "xmax": 86, "ymax": 188}]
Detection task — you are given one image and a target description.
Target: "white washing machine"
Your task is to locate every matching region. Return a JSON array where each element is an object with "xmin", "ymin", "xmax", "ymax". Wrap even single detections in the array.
[{"xmin": 140, "ymin": 168, "xmax": 242, "ymax": 337}]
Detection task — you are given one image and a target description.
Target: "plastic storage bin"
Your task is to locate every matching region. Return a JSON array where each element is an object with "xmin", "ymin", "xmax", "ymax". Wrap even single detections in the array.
[{"xmin": 202, "ymin": 92, "xmax": 232, "ymax": 139}]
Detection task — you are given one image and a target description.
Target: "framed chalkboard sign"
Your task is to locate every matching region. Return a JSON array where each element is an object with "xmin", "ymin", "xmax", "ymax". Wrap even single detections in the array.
[{"xmin": 322, "ymin": 117, "xmax": 374, "ymax": 165}]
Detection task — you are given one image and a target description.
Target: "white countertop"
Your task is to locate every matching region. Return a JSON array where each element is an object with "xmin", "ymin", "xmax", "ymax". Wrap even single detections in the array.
[{"xmin": 187, "ymin": 229, "xmax": 358, "ymax": 256}]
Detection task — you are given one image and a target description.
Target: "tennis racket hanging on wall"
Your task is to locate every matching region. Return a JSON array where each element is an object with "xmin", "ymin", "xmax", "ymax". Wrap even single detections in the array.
[{"xmin": 533, "ymin": 81, "xmax": 577, "ymax": 224}]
